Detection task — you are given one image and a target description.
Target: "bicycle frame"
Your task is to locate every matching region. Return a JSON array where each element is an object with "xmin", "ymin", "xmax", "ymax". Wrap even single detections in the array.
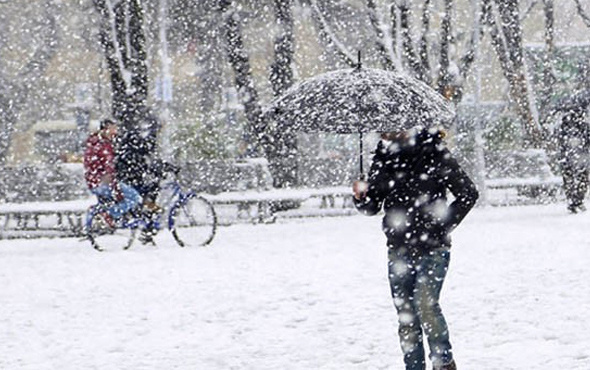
[
  {"xmin": 160, "ymin": 180, "xmax": 197, "ymax": 230},
  {"xmin": 85, "ymin": 179, "xmax": 196, "ymax": 234}
]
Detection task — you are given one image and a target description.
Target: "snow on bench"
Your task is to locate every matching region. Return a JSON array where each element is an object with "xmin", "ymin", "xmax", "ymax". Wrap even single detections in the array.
[
  {"xmin": 0, "ymin": 198, "xmax": 95, "ymax": 239},
  {"xmin": 206, "ymin": 186, "xmax": 355, "ymax": 224},
  {"xmin": 485, "ymin": 176, "xmax": 562, "ymax": 189}
]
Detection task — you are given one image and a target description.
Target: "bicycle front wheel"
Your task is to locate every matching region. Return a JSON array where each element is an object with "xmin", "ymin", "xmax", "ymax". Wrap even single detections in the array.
[
  {"xmin": 86, "ymin": 209, "xmax": 136, "ymax": 252},
  {"xmin": 169, "ymin": 194, "xmax": 217, "ymax": 247}
]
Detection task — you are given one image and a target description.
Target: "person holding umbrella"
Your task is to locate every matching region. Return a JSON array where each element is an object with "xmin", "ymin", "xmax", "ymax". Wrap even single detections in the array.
[
  {"xmin": 265, "ymin": 62, "xmax": 469, "ymax": 368},
  {"xmin": 557, "ymin": 106, "xmax": 589, "ymax": 213},
  {"xmin": 352, "ymin": 126, "xmax": 478, "ymax": 370}
]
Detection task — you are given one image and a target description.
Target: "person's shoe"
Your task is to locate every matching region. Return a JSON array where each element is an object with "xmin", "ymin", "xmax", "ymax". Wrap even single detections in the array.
[
  {"xmin": 568, "ymin": 203, "xmax": 586, "ymax": 214},
  {"xmin": 139, "ymin": 229, "xmax": 157, "ymax": 245},
  {"xmin": 434, "ymin": 360, "xmax": 457, "ymax": 370},
  {"xmin": 143, "ymin": 201, "xmax": 163, "ymax": 214}
]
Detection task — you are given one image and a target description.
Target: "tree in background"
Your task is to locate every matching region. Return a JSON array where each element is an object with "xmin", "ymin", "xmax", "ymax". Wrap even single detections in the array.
[
  {"xmin": 311, "ymin": 0, "xmax": 481, "ymax": 102},
  {"xmin": 93, "ymin": 0, "xmax": 157, "ymax": 186},
  {"xmin": 93, "ymin": 0, "xmax": 149, "ymax": 130},
  {"xmin": 311, "ymin": 0, "xmax": 589, "ymax": 149},
  {"xmin": 219, "ymin": 0, "xmax": 298, "ymax": 188},
  {"xmin": 0, "ymin": 0, "xmax": 60, "ymax": 165}
]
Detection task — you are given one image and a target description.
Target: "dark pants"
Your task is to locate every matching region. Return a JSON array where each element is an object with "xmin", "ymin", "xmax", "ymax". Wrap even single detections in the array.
[
  {"xmin": 388, "ymin": 246, "xmax": 453, "ymax": 370},
  {"xmin": 561, "ymin": 163, "xmax": 589, "ymax": 209}
]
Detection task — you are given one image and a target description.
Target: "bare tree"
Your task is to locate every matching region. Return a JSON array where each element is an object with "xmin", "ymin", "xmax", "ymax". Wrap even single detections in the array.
[
  {"xmin": 94, "ymin": 0, "xmax": 159, "ymax": 189},
  {"xmin": 483, "ymin": 0, "xmax": 542, "ymax": 145},
  {"xmin": 317, "ymin": 0, "xmax": 481, "ymax": 104},
  {"xmin": 574, "ymin": 0, "xmax": 590, "ymax": 28},
  {"xmin": 270, "ymin": 0, "xmax": 295, "ymax": 97},
  {"xmin": 306, "ymin": 0, "xmax": 357, "ymax": 68},
  {"xmin": 538, "ymin": 0, "xmax": 556, "ymax": 121},
  {"xmin": 93, "ymin": 0, "xmax": 149, "ymax": 131},
  {"xmin": 219, "ymin": 0, "xmax": 298, "ymax": 188},
  {"xmin": 365, "ymin": 0, "xmax": 396, "ymax": 71},
  {"xmin": 218, "ymin": 0, "xmax": 266, "ymax": 144}
]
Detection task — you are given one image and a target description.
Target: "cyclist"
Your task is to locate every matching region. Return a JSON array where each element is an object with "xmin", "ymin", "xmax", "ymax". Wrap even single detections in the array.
[
  {"xmin": 83, "ymin": 118, "xmax": 141, "ymax": 228},
  {"xmin": 116, "ymin": 111, "xmax": 177, "ymax": 243}
]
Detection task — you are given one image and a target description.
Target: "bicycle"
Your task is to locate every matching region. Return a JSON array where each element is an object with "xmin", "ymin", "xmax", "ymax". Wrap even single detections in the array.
[{"xmin": 84, "ymin": 171, "xmax": 217, "ymax": 251}]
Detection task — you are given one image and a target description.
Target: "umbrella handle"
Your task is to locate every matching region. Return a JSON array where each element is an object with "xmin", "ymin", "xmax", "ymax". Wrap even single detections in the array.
[{"xmin": 359, "ymin": 131, "xmax": 365, "ymax": 180}]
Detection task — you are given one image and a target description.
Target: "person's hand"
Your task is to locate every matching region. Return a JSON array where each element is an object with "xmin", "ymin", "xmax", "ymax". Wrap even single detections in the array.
[
  {"xmin": 352, "ymin": 180, "xmax": 369, "ymax": 200},
  {"xmin": 101, "ymin": 173, "xmax": 114, "ymax": 186}
]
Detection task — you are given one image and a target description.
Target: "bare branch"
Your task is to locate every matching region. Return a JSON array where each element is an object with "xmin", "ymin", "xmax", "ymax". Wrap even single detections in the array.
[
  {"xmin": 485, "ymin": 0, "xmax": 542, "ymax": 145},
  {"xmin": 219, "ymin": 0, "xmax": 266, "ymax": 136},
  {"xmin": 270, "ymin": 0, "xmax": 295, "ymax": 97},
  {"xmin": 459, "ymin": 0, "xmax": 486, "ymax": 80},
  {"xmin": 574, "ymin": 0, "xmax": 590, "ymax": 28},
  {"xmin": 520, "ymin": 0, "xmax": 539, "ymax": 21},
  {"xmin": 437, "ymin": 0, "xmax": 453, "ymax": 93},
  {"xmin": 366, "ymin": 0, "xmax": 396, "ymax": 71},
  {"xmin": 419, "ymin": 0, "xmax": 432, "ymax": 84},
  {"xmin": 397, "ymin": 1, "xmax": 428, "ymax": 82},
  {"xmin": 538, "ymin": 0, "xmax": 557, "ymax": 130},
  {"xmin": 389, "ymin": 2, "xmax": 398, "ymax": 59},
  {"xmin": 309, "ymin": 0, "xmax": 357, "ymax": 68},
  {"xmin": 484, "ymin": 0, "xmax": 513, "ymax": 77}
]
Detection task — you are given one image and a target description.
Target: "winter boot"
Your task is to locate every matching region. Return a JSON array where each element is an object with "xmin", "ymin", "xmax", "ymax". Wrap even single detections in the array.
[
  {"xmin": 139, "ymin": 229, "xmax": 156, "ymax": 245},
  {"xmin": 434, "ymin": 359, "xmax": 457, "ymax": 370}
]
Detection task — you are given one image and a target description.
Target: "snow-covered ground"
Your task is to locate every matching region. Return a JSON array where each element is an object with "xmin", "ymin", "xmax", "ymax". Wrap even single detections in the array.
[{"xmin": 1, "ymin": 203, "xmax": 589, "ymax": 370}]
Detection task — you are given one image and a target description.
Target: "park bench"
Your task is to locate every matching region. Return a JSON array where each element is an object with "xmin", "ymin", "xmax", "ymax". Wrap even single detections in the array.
[
  {"xmin": 0, "ymin": 199, "xmax": 93, "ymax": 239},
  {"xmin": 206, "ymin": 186, "xmax": 355, "ymax": 224},
  {"xmin": 0, "ymin": 187, "xmax": 357, "ymax": 239}
]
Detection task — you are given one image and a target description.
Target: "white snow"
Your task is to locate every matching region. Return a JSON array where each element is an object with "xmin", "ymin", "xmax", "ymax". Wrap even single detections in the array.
[{"xmin": 1, "ymin": 203, "xmax": 589, "ymax": 369}]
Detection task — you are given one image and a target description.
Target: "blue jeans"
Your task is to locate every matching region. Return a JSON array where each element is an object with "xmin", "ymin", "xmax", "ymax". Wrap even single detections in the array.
[
  {"xmin": 388, "ymin": 246, "xmax": 453, "ymax": 370},
  {"xmin": 91, "ymin": 183, "xmax": 141, "ymax": 219}
]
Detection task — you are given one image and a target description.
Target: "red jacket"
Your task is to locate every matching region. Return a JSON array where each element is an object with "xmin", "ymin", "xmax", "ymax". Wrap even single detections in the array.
[{"xmin": 84, "ymin": 132, "xmax": 116, "ymax": 190}]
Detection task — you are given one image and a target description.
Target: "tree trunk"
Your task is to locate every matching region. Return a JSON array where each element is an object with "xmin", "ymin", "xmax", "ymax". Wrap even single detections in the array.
[
  {"xmin": 538, "ymin": 0, "xmax": 556, "ymax": 133},
  {"xmin": 574, "ymin": 0, "xmax": 590, "ymax": 28},
  {"xmin": 219, "ymin": 0, "xmax": 267, "ymax": 143},
  {"xmin": 397, "ymin": 1, "xmax": 429, "ymax": 82},
  {"xmin": 94, "ymin": 0, "xmax": 149, "ymax": 132},
  {"xmin": 437, "ymin": 0, "xmax": 453, "ymax": 96},
  {"xmin": 459, "ymin": 0, "xmax": 486, "ymax": 81},
  {"xmin": 484, "ymin": 0, "xmax": 541, "ymax": 146},
  {"xmin": 269, "ymin": 0, "xmax": 299, "ymax": 188},
  {"xmin": 94, "ymin": 0, "xmax": 154, "ymax": 186},
  {"xmin": 219, "ymin": 0, "xmax": 299, "ymax": 188}
]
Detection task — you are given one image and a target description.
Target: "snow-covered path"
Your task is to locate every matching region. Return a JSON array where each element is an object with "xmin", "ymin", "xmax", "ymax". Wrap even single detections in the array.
[{"xmin": 0, "ymin": 203, "xmax": 589, "ymax": 370}]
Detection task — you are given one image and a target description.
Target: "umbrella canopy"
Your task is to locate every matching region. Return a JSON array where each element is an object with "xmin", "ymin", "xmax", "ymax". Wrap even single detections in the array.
[{"xmin": 264, "ymin": 67, "xmax": 455, "ymax": 134}]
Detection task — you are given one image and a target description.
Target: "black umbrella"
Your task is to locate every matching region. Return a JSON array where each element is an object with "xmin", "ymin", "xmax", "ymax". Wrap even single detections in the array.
[{"xmin": 264, "ymin": 65, "xmax": 455, "ymax": 177}]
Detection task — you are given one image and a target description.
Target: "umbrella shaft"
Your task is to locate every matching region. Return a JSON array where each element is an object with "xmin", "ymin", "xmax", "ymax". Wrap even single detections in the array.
[{"xmin": 359, "ymin": 131, "xmax": 364, "ymax": 178}]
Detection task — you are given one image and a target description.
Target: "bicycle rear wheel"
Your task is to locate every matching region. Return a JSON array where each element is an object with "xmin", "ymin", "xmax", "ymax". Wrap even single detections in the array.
[
  {"xmin": 85, "ymin": 209, "xmax": 137, "ymax": 251},
  {"xmin": 169, "ymin": 194, "xmax": 217, "ymax": 247}
]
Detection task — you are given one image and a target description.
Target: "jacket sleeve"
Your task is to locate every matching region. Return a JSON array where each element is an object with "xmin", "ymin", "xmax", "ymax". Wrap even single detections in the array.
[
  {"xmin": 353, "ymin": 145, "xmax": 390, "ymax": 216},
  {"xmin": 438, "ymin": 149, "xmax": 479, "ymax": 232}
]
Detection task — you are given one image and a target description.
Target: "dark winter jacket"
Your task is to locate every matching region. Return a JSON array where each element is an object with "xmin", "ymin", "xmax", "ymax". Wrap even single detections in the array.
[
  {"xmin": 354, "ymin": 128, "xmax": 479, "ymax": 250},
  {"xmin": 116, "ymin": 126, "xmax": 163, "ymax": 184},
  {"xmin": 559, "ymin": 107, "xmax": 589, "ymax": 169}
]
